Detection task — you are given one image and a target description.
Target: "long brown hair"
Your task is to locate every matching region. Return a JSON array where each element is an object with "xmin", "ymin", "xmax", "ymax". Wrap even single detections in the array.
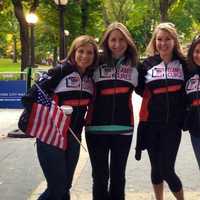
[
  {"xmin": 100, "ymin": 22, "xmax": 138, "ymax": 66},
  {"xmin": 187, "ymin": 34, "xmax": 200, "ymax": 70}
]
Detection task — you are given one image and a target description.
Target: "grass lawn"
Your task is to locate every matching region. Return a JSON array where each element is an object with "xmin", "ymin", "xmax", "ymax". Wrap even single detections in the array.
[
  {"xmin": 0, "ymin": 58, "xmax": 21, "ymax": 72},
  {"xmin": 0, "ymin": 58, "xmax": 51, "ymax": 81},
  {"xmin": 0, "ymin": 58, "xmax": 51, "ymax": 72}
]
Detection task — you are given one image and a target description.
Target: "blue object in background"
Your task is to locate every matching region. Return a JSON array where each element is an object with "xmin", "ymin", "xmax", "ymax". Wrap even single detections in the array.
[{"xmin": 0, "ymin": 80, "xmax": 26, "ymax": 108}]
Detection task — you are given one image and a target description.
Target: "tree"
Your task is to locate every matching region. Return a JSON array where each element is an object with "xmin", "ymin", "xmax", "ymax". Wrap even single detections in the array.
[
  {"xmin": 101, "ymin": 0, "xmax": 134, "ymax": 25},
  {"xmin": 80, "ymin": 0, "xmax": 89, "ymax": 34},
  {"xmin": 0, "ymin": 0, "xmax": 20, "ymax": 62},
  {"xmin": 159, "ymin": 0, "xmax": 177, "ymax": 22},
  {"xmin": 1, "ymin": 0, "xmax": 199, "ymax": 64},
  {"xmin": 11, "ymin": 0, "xmax": 39, "ymax": 71}
]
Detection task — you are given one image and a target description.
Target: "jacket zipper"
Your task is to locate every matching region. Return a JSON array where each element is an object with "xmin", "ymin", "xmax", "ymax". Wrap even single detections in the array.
[
  {"xmin": 164, "ymin": 63, "xmax": 169, "ymax": 124},
  {"xmin": 111, "ymin": 65, "xmax": 117, "ymax": 124},
  {"xmin": 72, "ymin": 73, "xmax": 83, "ymax": 130},
  {"xmin": 111, "ymin": 57, "xmax": 124, "ymax": 124},
  {"xmin": 196, "ymin": 75, "xmax": 200, "ymax": 127}
]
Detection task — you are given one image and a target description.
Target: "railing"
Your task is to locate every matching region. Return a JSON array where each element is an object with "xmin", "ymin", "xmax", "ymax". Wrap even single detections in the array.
[{"xmin": 0, "ymin": 72, "xmax": 27, "ymax": 80}]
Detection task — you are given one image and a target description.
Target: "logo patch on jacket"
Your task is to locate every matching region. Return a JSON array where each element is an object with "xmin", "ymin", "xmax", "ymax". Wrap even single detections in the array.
[
  {"xmin": 152, "ymin": 67, "xmax": 165, "ymax": 77},
  {"xmin": 94, "ymin": 64, "xmax": 138, "ymax": 87},
  {"xmin": 66, "ymin": 76, "xmax": 80, "ymax": 87},
  {"xmin": 146, "ymin": 60, "xmax": 184, "ymax": 83},
  {"xmin": 186, "ymin": 74, "xmax": 200, "ymax": 94},
  {"xmin": 54, "ymin": 72, "xmax": 94, "ymax": 94},
  {"xmin": 100, "ymin": 67, "xmax": 113, "ymax": 78}
]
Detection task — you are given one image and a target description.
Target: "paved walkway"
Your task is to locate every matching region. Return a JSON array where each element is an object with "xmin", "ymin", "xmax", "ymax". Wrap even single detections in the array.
[
  {"xmin": 1, "ymin": 95, "xmax": 200, "ymax": 200},
  {"xmin": 0, "ymin": 109, "xmax": 22, "ymax": 139},
  {"xmin": 28, "ymin": 132, "xmax": 200, "ymax": 200}
]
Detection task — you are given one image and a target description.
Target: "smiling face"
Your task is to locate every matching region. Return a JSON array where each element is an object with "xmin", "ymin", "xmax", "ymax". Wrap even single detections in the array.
[
  {"xmin": 193, "ymin": 43, "xmax": 200, "ymax": 67},
  {"xmin": 155, "ymin": 30, "xmax": 175, "ymax": 62},
  {"xmin": 74, "ymin": 43, "xmax": 95, "ymax": 73},
  {"xmin": 108, "ymin": 29, "xmax": 128, "ymax": 58}
]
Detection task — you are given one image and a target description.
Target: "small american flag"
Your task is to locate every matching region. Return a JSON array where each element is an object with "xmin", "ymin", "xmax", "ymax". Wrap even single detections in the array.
[{"xmin": 26, "ymin": 89, "xmax": 70, "ymax": 150}]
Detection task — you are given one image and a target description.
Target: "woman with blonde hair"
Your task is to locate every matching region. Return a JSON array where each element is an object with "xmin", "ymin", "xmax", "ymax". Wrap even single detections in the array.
[
  {"xmin": 22, "ymin": 35, "xmax": 98, "ymax": 200},
  {"xmin": 135, "ymin": 22, "xmax": 186, "ymax": 200},
  {"xmin": 85, "ymin": 22, "xmax": 139, "ymax": 200}
]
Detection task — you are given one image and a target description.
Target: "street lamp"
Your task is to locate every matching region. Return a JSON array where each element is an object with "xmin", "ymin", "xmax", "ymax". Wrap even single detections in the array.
[
  {"xmin": 54, "ymin": 0, "xmax": 68, "ymax": 60},
  {"xmin": 26, "ymin": 12, "xmax": 38, "ymax": 90},
  {"xmin": 64, "ymin": 29, "xmax": 69, "ymax": 55}
]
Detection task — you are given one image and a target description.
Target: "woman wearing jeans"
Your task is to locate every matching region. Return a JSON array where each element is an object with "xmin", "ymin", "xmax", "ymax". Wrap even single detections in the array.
[
  {"xmin": 184, "ymin": 35, "xmax": 200, "ymax": 169},
  {"xmin": 22, "ymin": 35, "xmax": 98, "ymax": 200}
]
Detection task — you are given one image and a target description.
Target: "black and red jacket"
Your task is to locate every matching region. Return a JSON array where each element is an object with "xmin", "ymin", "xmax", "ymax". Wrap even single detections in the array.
[
  {"xmin": 134, "ymin": 55, "xmax": 187, "ymax": 160},
  {"xmin": 136, "ymin": 54, "xmax": 187, "ymax": 126},
  {"xmin": 184, "ymin": 68, "xmax": 200, "ymax": 137},
  {"xmin": 86, "ymin": 56, "xmax": 138, "ymax": 134},
  {"xmin": 22, "ymin": 62, "xmax": 94, "ymax": 135}
]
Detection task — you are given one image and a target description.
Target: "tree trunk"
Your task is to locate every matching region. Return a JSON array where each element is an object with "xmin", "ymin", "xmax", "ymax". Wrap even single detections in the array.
[
  {"xmin": 11, "ymin": 0, "xmax": 39, "ymax": 71},
  {"xmin": 12, "ymin": 0, "xmax": 29, "ymax": 71},
  {"xmin": 81, "ymin": 0, "xmax": 89, "ymax": 34},
  {"xmin": 53, "ymin": 46, "xmax": 58, "ymax": 67},
  {"xmin": 101, "ymin": 2, "xmax": 110, "ymax": 26},
  {"xmin": 159, "ymin": 0, "xmax": 177, "ymax": 22},
  {"xmin": 159, "ymin": 0, "xmax": 169, "ymax": 22}
]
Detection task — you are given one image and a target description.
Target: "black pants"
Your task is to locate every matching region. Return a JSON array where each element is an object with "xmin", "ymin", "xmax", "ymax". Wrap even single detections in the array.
[
  {"xmin": 146, "ymin": 123, "xmax": 183, "ymax": 192},
  {"xmin": 86, "ymin": 133, "xmax": 132, "ymax": 200},
  {"xmin": 36, "ymin": 133, "xmax": 81, "ymax": 200}
]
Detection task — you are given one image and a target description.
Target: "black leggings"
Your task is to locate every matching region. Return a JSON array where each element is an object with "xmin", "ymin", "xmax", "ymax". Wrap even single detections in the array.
[
  {"xmin": 147, "ymin": 124, "xmax": 183, "ymax": 192},
  {"xmin": 86, "ymin": 134, "xmax": 133, "ymax": 200}
]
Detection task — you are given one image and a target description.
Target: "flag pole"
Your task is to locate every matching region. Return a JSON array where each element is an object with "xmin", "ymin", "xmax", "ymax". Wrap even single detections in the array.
[{"xmin": 68, "ymin": 127, "xmax": 87, "ymax": 152}]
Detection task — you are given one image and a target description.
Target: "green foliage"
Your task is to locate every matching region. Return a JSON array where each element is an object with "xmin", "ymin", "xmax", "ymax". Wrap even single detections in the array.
[
  {"xmin": 34, "ymin": 3, "xmax": 58, "ymax": 61},
  {"xmin": 167, "ymin": 0, "xmax": 200, "ymax": 43},
  {"xmin": 184, "ymin": 0, "xmax": 200, "ymax": 22},
  {"xmin": 0, "ymin": 2, "xmax": 20, "ymax": 58},
  {"xmin": 102, "ymin": 0, "xmax": 135, "ymax": 23},
  {"xmin": 86, "ymin": 0, "xmax": 104, "ymax": 38},
  {"xmin": 34, "ymin": 0, "xmax": 83, "ymax": 59},
  {"xmin": 169, "ymin": 0, "xmax": 192, "ymax": 34},
  {"xmin": 64, "ymin": 1, "xmax": 82, "ymax": 44},
  {"xmin": 126, "ymin": 0, "xmax": 155, "ymax": 52},
  {"xmin": 1, "ymin": 0, "xmax": 200, "ymax": 58}
]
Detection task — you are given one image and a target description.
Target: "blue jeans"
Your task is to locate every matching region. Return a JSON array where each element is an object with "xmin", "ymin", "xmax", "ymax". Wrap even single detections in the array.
[
  {"xmin": 191, "ymin": 135, "xmax": 200, "ymax": 169},
  {"xmin": 86, "ymin": 133, "xmax": 133, "ymax": 200},
  {"xmin": 36, "ymin": 133, "xmax": 81, "ymax": 200}
]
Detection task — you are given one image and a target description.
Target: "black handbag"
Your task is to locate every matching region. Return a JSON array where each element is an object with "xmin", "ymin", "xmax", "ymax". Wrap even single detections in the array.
[
  {"xmin": 18, "ymin": 108, "xmax": 31, "ymax": 133},
  {"xmin": 18, "ymin": 82, "xmax": 52, "ymax": 133},
  {"xmin": 18, "ymin": 85, "xmax": 37, "ymax": 133}
]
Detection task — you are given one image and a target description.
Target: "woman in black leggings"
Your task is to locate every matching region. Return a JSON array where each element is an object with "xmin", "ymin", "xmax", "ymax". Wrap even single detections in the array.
[
  {"xmin": 147, "ymin": 124, "xmax": 182, "ymax": 193},
  {"xmin": 135, "ymin": 22, "xmax": 187, "ymax": 200}
]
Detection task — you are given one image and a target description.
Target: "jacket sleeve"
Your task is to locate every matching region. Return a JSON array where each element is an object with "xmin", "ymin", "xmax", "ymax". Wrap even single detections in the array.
[
  {"xmin": 135, "ymin": 121, "xmax": 149, "ymax": 160},
  {"xmin": 21, "ymin": 64, "xmax": 65, "ymax": 109},
  {"xmin": 135, "ymin": 62, "xmax": 146, "ymax": 96},
  {"xmin": 182, "ymin": 71, "xmax": 193, "ymax": 131}
]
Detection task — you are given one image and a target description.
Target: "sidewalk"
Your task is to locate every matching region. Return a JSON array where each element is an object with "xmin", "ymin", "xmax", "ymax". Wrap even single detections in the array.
[
  {"xmin": 1, "ymin": 106, "xmax": 200, "ymax": 200},
  {"xmin": 28, "ymin": 140, "xmax": 200, "ymax": 200},
  {"xmin": 0, "ymin": 109, "xmax": 23, "ymax": 139}
]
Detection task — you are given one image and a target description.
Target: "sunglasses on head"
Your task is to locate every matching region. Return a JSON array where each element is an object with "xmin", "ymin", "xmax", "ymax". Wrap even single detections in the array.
[{"xmin": 193, "ymin": 34, "xmax": 200, "ymax": 42}]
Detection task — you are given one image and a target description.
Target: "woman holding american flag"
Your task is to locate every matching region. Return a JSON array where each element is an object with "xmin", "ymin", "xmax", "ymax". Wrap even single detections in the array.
[{"xmin": 22, "ymin": 35, "xmax": 98, "ymax": 200}]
